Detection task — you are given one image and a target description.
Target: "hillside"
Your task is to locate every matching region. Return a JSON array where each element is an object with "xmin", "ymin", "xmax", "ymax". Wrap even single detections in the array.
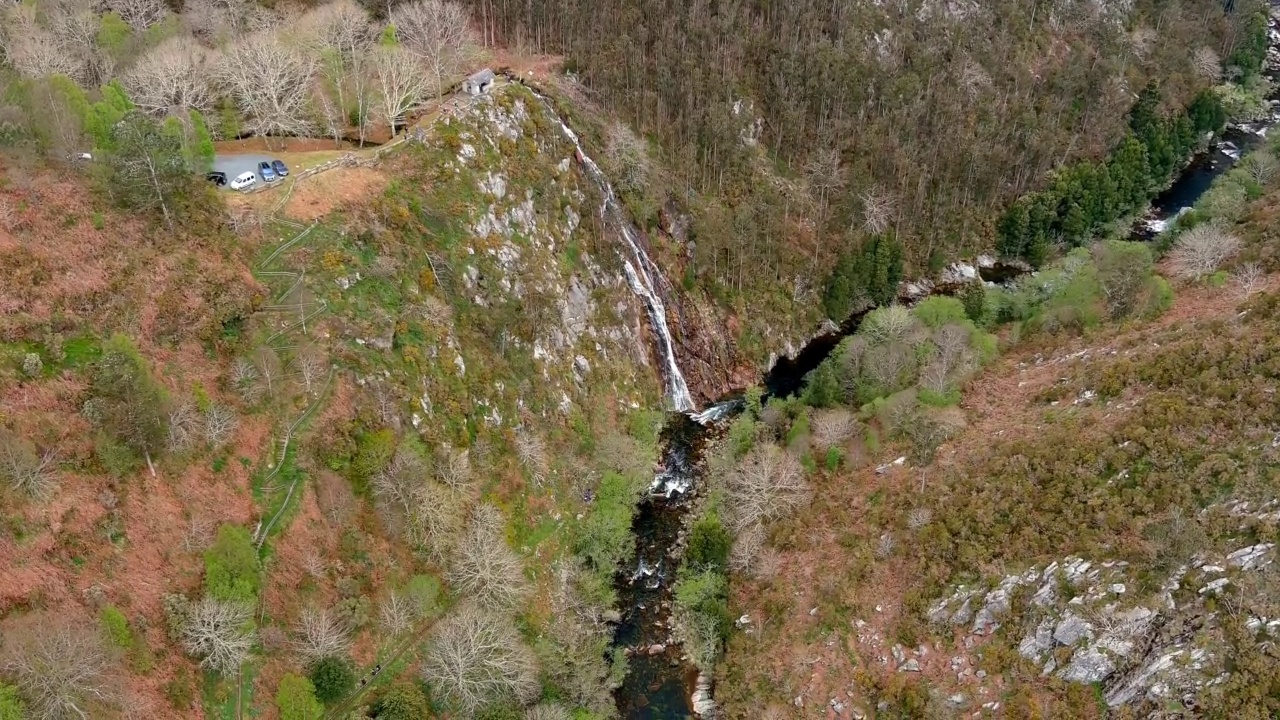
[{"xmin": 1, "ymin": 0, "xmax": 1278, "ymax": 717}]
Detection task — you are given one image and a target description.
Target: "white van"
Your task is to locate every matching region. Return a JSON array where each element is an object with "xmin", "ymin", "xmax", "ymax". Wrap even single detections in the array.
[{"xmin": 230, "ymin": 171, "xmax": 257, "ymax": 191}]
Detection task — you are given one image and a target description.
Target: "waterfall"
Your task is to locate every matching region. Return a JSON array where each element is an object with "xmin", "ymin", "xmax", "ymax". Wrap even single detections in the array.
[{"xmin": 529, "ymin": 91, "xmax": 697, "ymax": 412}]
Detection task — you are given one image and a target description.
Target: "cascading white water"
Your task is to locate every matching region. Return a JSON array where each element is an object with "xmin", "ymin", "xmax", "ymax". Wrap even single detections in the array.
[{"xmin": 529, "ymin": 92, "xmax": 697, "ymax": 413}]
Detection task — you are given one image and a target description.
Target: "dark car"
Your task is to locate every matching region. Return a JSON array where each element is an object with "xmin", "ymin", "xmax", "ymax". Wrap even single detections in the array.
[
  {"xmin": 258, "ymin": 161, "xmax": 277, "ymax": 183},
  {"xmin": 206, "ymin": 171, "xmax": 228, "ymax": 187},
  {"xmin": 271, "ymin": 159, "xmax": 289, "ymax": 178}
]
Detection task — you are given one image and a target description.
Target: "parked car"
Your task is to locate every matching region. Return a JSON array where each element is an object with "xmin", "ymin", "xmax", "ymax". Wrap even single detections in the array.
[
  {"xmin": 206, "ymin": 171, "xmax": 228, "ymax": 187},
  {"xmin": 271, "ymin": 159, "xmax": 289, "ymax": 178},
  {"xmin": 230, "ymin": 171, "xmax": 257, "ymax": 191},
  {"xmin": 258, "ymin": 161, "xmax": 277, "ymax": 182}
]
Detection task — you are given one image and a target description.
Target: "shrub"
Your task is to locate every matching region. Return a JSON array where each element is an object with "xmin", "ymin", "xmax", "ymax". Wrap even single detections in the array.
[
  {"xmin": 0, "ymin": 683, "xmax": 25, "ymax": 720},
  {"xmin": 276, "ymin": 673, "xmax": 324, "ymax": 720},
  {"xmin": 685, "ymin": 513, "xmax": 732, "ymax": 572},
  {"xmin": 351, "ymin": 428, "xmax": 397, "ymax": 496},
  {"xmin": 371, "ymin": 682, "xmax": 430, "ymax": 719},
  {"xmin": 575, "ymin": 471, "xmax": 644, "ymax": 579},
  {"xmin": 100, "ymin": 605, "xmax": 133, "ymax": 649},
  {"xmin": 912, "ymin": 296, "xmax": 967, "ymax": 329},
  {"xmin": 1168, "ymin": 223, "xmax": 1242, "ymax": 280},
  {"xmin": 309, "ymin": 656, "xmax": 354, "ymax": 705},
  {"xmin": 204, "ymin": 524, "xmax": 261, "ymax": 603}
]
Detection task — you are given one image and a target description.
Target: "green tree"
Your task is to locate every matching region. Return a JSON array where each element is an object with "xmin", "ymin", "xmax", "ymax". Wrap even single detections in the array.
[
  {"xmin": 204, "ymin": 524, "xmax": 261, "ymax": 603},
  {"xmin": 960, "ymin": 282, "xmax": 986, "ymax": 324},
  {"xmin": 103, "ymin": 111, "xmax": 189, "ymax": 226},
  {"xmin": 96, "ymin": 13, "xmax": 133, "ymax": 59},
  {"xmin": 996, "ymin": 200, "xmax": 1030, "ymax": 259},
  {"xmin": 801, "ymin": 360, "xmax": 841, "ymax": 408},
  {"xmin": 371, "ymin": 682, "xmax": 430, "ymax": 719},
  {"xmin": 276, "ymin": 673, "xmax": 324, "ymax": 720},
  {"xmin": 86, "ymin": 81, "xmax": 135, "ymax": 150},
  {"xmin": 685, "ymin": 513, "xmax": 732, "ymax": 572},
  {"xmin": 309, "ymin": 656, "xmax": 354, "ymax": 705},
  {"xmin": 189, "ymin": 110, "xmax": 216, "ymax": 171},
  {"xmin": 87, "ymin": 334, "xmax": 167, "ymax": 463},
  {"xmin": 0, "ymin": 683, "xmax": 24, "ymax": 720}
]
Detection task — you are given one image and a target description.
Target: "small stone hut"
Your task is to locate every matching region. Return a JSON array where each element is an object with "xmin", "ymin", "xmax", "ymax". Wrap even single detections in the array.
[{"xmin": 463, "ymin": 68, "xmax": 497, "ymax": 96}]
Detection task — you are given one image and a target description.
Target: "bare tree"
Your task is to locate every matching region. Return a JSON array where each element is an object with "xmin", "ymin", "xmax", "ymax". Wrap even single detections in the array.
[
  {"xmin": 1234, "ymin": 261, "xmax": 1265, "ymax": 298},
  {"xmin": 0, "ymin": 616, "xmax": 115, "ymax": 720},
  {"xmin": 514, "ymin": 430, "xmax": 549, "ymax": 486},
  {"xmin": 252, "ymin": 345, "xmax": 283, "ymax": 397},
  {"xmin": 380, "ymin": 590, "xmax": 416, "ymax": 636},
  {"xmin": 291, "ymin": 345, "xmax": 327, "ymax": 395},
  {"xmin": 864, "ymin": 342, "xmax": 915, "ymax": 390},
  {"xmin": 410, "ymin": 480, "xmax": 467, "ymax": 559},
  {"xmin": 389, "ymin": 0, "xmax": 479, "ymax": 97},
  {"xmin": 725, "ymin": 443, "xmax": 810, "ymax": 533},
  {"xmin": 859, "ymin": 305, "xmax": 918, "ymax": 346},
  {"xmin": 727, "ymin": 521, "xmax": 766, "ymax": 575},
  {"xmin": 302, "ymin": 550, "xmax": 327, "ymax": 579},
  {"xmin": 449, "ymin": 504, "xmax": 528, "ymax": 608},
  {"xmin": 2, "ymin": 8, "xmax": 83, "ymax": 81},
  {"xmin": 166, "ymin": 401, "xmax": 200, "ymax": 452},
  {"xmin": 48, "ymin": 2, "xmax": 111, "ymax": 85},
  {"xmin": 124, "ymin": 40, "xmax": 214, "ymax": 117},
  {"xmin": 860, "ymin": 187, "xmax": 896, "ymax": 235},
  {"xmin": 422, "ymin": 603, "xmax": 539, "ymax": 715},
  {"xmin": 1168, "ymin": 224, "xmax": 1242, "ymax": 280},
  {"xmin": 203, "ymin": 405, "xmax": 238, "ymax": 447},
  {"xmin": 294, "ymin": 606, "xmax": 352, "ymax": 663},
  {"xmin": 526, "ymin": 704, "xmax": 572, "ymax": 720},
  {"xmin": 1192, "ymin": 46, "xmax": 1222, "ymax": 81},
  {"xmin": 103, "ymin": 0, "xmax": 168, "ymax": 31},
  {"xmin": 373, "ymin": 45, "xmax": 430, "ymax": 137},
  {"xmin": 298, "ymin": 0, "xmax": 373, "ymax": 144},
  {"xmin": 804, "ymin": 147, "xmax": 844, "ymax": 225},
  {"xmin": 0, "ymin": 429, "xmax": 57, "ymax": 499},
  {"xmin": 436, "ymin": 445, "xmax": 471, "ymax": 489},
  {"xmin": 180, "ymin": 598, "xmax": 255, "ymax": 676},
  {"xmin": 1244, "ymin": 152, "xmax": 1279, "ymax": 185},
  {"xmin": 230, "ymin": 356, "xmax": 263, "ymax": 402},
  {"xmin": 218, "ymin": 33, "xmax": 317, "ymax": 140},
  {"xmin": 372, "ymin": 446, "xmax": 427, "ymax": 521}
]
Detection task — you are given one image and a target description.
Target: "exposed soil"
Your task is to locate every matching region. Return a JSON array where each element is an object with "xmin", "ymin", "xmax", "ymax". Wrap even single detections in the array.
[{"xmin": 282, "ymin": 166, "xmax": 390, "ymax": 222}]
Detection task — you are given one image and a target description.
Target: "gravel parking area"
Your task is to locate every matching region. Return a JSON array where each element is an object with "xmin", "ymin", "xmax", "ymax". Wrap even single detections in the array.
[{"xmin": 211, "ymin": 153, "xmax": 287, "ymax": 186}]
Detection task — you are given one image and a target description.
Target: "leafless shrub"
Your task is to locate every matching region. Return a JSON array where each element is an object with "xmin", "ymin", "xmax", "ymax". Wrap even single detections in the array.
[
  {"xmin": 1244, "ymin": 152, "xmax": 1279, "ymax": 185},
  {"xmin": 958, "ymin": 57, "xmax": 992, "ymax": 99},
  {"xmin": 0, "ymin": 616, "xmax": 115, "ymax": 720},
  {"xmin": 1168, "ymin": 223, "xmax": 1242, "ymax": 280},
  {"xmin": 124, "ymin": 41, "xmax": 213, "ymax": 117},
  {"xmin": 217, "ymin": 33, "xmax": 317, "ymax": 138},
  {"xmin": 1192, "ymin": 46, "xmax": 1222, "ymax": 81},
  {"xmin": 0, "ymin": 197, "xmax": 19, "ymax": 231},
  {"xmin": 422, "ymin": 604, "xmax": 539, "ymax": 715},
  {"xmin": 180, "ymin": 599, "xmax": 255, "ymax": 676},
  {"xmin": 810, "ymin": 408, "xmax": 857, "ymax": 450},
  {"xmin": 203, "ymin": 405, "xmax": 238, "ymax": 447},
  {"xmin": 230, "ymin": 356, "xmax": 258, "ymax": 395},
  {"xmin": 725, "ymin": 444, "xmax": 810, "ymax": 533},
  {"xmin": 526, "ymin": 704, "xmax": 572, "ymax": 720},
  {"xmin": 182, "ymin": 516, "xmax": 214, "ymax": 552},
  {"xmin": 259, "ymin": 624, "xmax": 288, "ymax": 653},
  {"xmin": 877, "ymin": 391, "xmax": 919, "ymax": 436},
  {"xmin": 1234, "ymin": 261, "xmax": 1265, "ymax": 298},
  {"xmin": 302, "ymin": 551, "xmax": 327, "ymax": 580},
  {"xmin": 728, "ymin": 522, "xmax": 766, "ymax": 575},
  {"xmin": 515, "ymin": 430, "xmax": 550, "ymax": 486},
  {"xmin": 225, "ymin": 206, "xmax": 259, "ymax": 233},
  {"xmin": 380, "ymin": 590, "xmax": 416, "ymax": 637},
  {"xmin": 166, "ymin": 402, "xmax": 199, "ymax": 452},
  {"xmin": 860, "ymin": 187, "xmax": 896, "ymax": 235},
  {"xmin": 876, "ymin": 532, "xmax": 896, "ymax": 559},
  {"xmin": 294, "ymin": 606, "xmax": 352, "ymax": 663},
  {"xmin": 0, "ymin": 429, "xmax": 58, "ymax": 499},
  {"xmin": 449, "ymin": 504, "xmax": 528, "ymax": 608},
  {"xmin": 907, "ymin": 508, "xmax": 933, "ymax": 530},
  {"xmin": 605, "ymin": 121, "xmax": 653, "ymax": 194}
]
